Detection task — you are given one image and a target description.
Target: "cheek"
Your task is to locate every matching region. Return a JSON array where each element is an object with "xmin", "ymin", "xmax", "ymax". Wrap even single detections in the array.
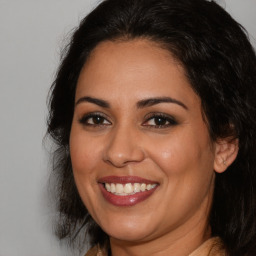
[
  {"xmin": 146, "ymin": 128, "xmax": 215, "ymax": 178},
  {"xmin": 69, "ymin": 127, "xmax": 102, "ymax": 214},
  {"xmin": 70, "ymin": 127, "xmax": 101, "ymax": 175},
  {"xmin": 69, "ymin": 127, "xmax": 103, "ymax": 212}
]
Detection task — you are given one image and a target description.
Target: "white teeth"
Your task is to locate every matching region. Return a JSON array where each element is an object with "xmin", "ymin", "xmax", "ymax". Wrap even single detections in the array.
[
  {"xmin": 124, "ymin": 183, "xmax": 133, "ymax": 193},
  {"xmin": 134, "ymin": 183, "xmax": 141, "ymax": 193},
  {"xmin": 106, "ymin": 183, "xmax": 111, "ymax": 192},
  {"xmin": 110, "ymin": 183, "xmax": 116, "ymax": 193},
  {"xmin": 104, "ymin": 182, "xmax": 157, "ymax": 195},
  {"xmin": 116, "ymin": 183, "xmax": 124, "ymax": 194},
  {"xmin": 146, "ymin": 184, "xmax": 152, "ymax": 190},
  {"xmin": 141, "ymin": 183, "xmax": 146, "ymax": 192}
]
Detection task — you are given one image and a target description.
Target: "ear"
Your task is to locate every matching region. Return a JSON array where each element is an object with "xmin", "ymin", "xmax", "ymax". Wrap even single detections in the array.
[{"xmin": 214, "ymin": 138, "xmax": 239, "ymax": 173}]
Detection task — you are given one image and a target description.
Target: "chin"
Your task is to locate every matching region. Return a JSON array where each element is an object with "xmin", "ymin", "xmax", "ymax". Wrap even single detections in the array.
[
  {"xmin": 108, "ymin": 229, "xmax": 152, "ymax": 242},
  {"xmin": 100, "ymin": 217, "xmax": 156, "ymax": 242}
]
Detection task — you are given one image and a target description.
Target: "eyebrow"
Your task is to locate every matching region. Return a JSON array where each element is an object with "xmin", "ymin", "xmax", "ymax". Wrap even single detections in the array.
[
  {"xmin": 75, "ymin": 96, "xmax": 187, "ymax": 110},
  {"xmin": 137, "ymin": 97, "xmax": 188, "ymax": 110},
  {"xmin": 75, "ymin": 96, "xmax": 110, "ymax": 108}
]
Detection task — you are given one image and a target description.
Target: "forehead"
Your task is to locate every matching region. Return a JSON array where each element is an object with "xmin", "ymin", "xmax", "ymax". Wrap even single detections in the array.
[{"xmin": 75, "ymin": 39, "xmax": 199, "ymax": 109}]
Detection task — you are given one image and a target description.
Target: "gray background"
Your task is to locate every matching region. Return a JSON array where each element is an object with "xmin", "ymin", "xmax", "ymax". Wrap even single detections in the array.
[{"xmin": 0, "ymin": 0, "xmax": 255, "ymax": 256}]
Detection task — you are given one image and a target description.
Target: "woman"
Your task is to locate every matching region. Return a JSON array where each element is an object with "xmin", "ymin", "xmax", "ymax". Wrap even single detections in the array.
[{"xmin": 47, "ymin": 0, "xmax": 256, "ymax": 255}]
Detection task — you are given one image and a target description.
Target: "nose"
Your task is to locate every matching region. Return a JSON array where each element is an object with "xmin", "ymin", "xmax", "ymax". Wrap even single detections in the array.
[{"xmin": 103, "ymin": 125, "xmax": 145, "ymax": 168}]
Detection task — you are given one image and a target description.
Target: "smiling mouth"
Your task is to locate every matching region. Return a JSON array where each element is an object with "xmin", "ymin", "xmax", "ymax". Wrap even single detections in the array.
[
  {"xmin": 104, "ymin": 182, "xmax": 157, "ymax": 196},
  {"xmin": 98, "ymin": 176, "xmax": 159, "ymax": 206}
]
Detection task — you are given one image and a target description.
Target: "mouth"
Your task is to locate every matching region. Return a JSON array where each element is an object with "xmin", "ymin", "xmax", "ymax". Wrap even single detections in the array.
[
  {"xmin": 98, "ymin": 176, "xmax": 159, "ymax": 206},
  {"xmin": 104, "ymin": 182, "xmax": 157, "ymax": 195}
]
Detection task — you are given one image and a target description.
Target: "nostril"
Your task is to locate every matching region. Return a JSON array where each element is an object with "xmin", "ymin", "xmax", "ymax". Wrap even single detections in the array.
[{"xmin": 105, "ymin": 146, "xmax": 143, "ymax": 164}]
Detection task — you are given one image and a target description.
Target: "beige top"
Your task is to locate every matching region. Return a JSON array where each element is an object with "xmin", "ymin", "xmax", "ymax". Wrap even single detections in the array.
[{"xmin": 85, "ymin": 237, "xmax": 226, "ymax": 256}]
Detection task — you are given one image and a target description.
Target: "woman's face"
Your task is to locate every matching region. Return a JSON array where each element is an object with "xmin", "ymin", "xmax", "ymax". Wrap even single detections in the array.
[{"xmin": 70, "ymin": 39, "xmax": 217, "ymax": 243}]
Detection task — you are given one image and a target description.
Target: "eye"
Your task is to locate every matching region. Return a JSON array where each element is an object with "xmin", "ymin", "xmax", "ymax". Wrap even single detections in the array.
[
  {"xmin": 79, "ymin": 113, "xmax": 111, "ymax": 126},
  {"xmin": 143, "ymin": 113, "xmax": 177, "ymax": 128}
]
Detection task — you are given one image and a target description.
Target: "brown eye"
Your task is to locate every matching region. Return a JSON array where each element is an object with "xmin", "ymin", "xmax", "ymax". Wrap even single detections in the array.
[
  {"xmin": 79, "ymin": 113, "xmax": 111, "ymax": 126},
  {"xmin": 153, "ymin": 117, "xmax": 168, "ymax": 126},
  {"xmin": 143, "ymin": 113, "xmax": 177, "ymax": 128},
  {"xmin": 90, "ymin": 116, "xmax": 105, "ymax": 125}
]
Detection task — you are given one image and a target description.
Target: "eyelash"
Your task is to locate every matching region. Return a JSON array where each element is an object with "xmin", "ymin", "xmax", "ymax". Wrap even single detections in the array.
[
  {"xmin": 79, "ymin": 112, "xmax": 111, "ymax": 127},
  {"xmin": 78, "ymin": 112, "xmax": 177, "ymax": 128},
  {"xmin": 142, "ymin": 113, "xmax": 177, "ymax": 128}
]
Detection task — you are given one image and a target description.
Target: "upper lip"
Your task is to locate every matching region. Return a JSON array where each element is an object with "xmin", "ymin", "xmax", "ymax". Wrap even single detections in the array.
[{"xmin": 98, "ymin": 175, "xmax": 158, "ymax": 184}]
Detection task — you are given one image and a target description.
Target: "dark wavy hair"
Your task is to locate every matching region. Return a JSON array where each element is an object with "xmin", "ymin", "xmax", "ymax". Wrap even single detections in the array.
[{"xmin": 47, "ymin": 0, "xmax": 256, "ymax": 255}]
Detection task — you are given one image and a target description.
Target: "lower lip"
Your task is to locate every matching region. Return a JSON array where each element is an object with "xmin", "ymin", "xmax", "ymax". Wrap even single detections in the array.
[{"xmin": 99, "ymin": 184, "xmax": 158, "ymax": 207}]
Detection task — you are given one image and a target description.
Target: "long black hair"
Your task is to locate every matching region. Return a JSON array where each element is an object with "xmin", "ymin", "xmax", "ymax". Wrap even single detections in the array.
[{"xmin": 47, "ymin": 0, "xmax": 256, "ymax": 255}]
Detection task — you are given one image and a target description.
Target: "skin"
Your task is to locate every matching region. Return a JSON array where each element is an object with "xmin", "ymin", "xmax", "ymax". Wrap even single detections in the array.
[{"xmin": 70, "ymin": 39, "xmax": 237, "ymax": 256}]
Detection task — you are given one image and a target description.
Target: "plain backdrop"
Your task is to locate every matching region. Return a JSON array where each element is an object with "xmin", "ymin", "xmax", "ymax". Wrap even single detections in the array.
[{"xmin": 0, "ymin": 1, "xmax": 255, "ymax": 256}]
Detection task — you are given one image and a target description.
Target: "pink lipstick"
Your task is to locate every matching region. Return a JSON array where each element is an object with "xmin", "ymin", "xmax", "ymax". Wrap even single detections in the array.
[{"xmin": 98, "ymin": 176, "xmax": 158, "ymax": 207}]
